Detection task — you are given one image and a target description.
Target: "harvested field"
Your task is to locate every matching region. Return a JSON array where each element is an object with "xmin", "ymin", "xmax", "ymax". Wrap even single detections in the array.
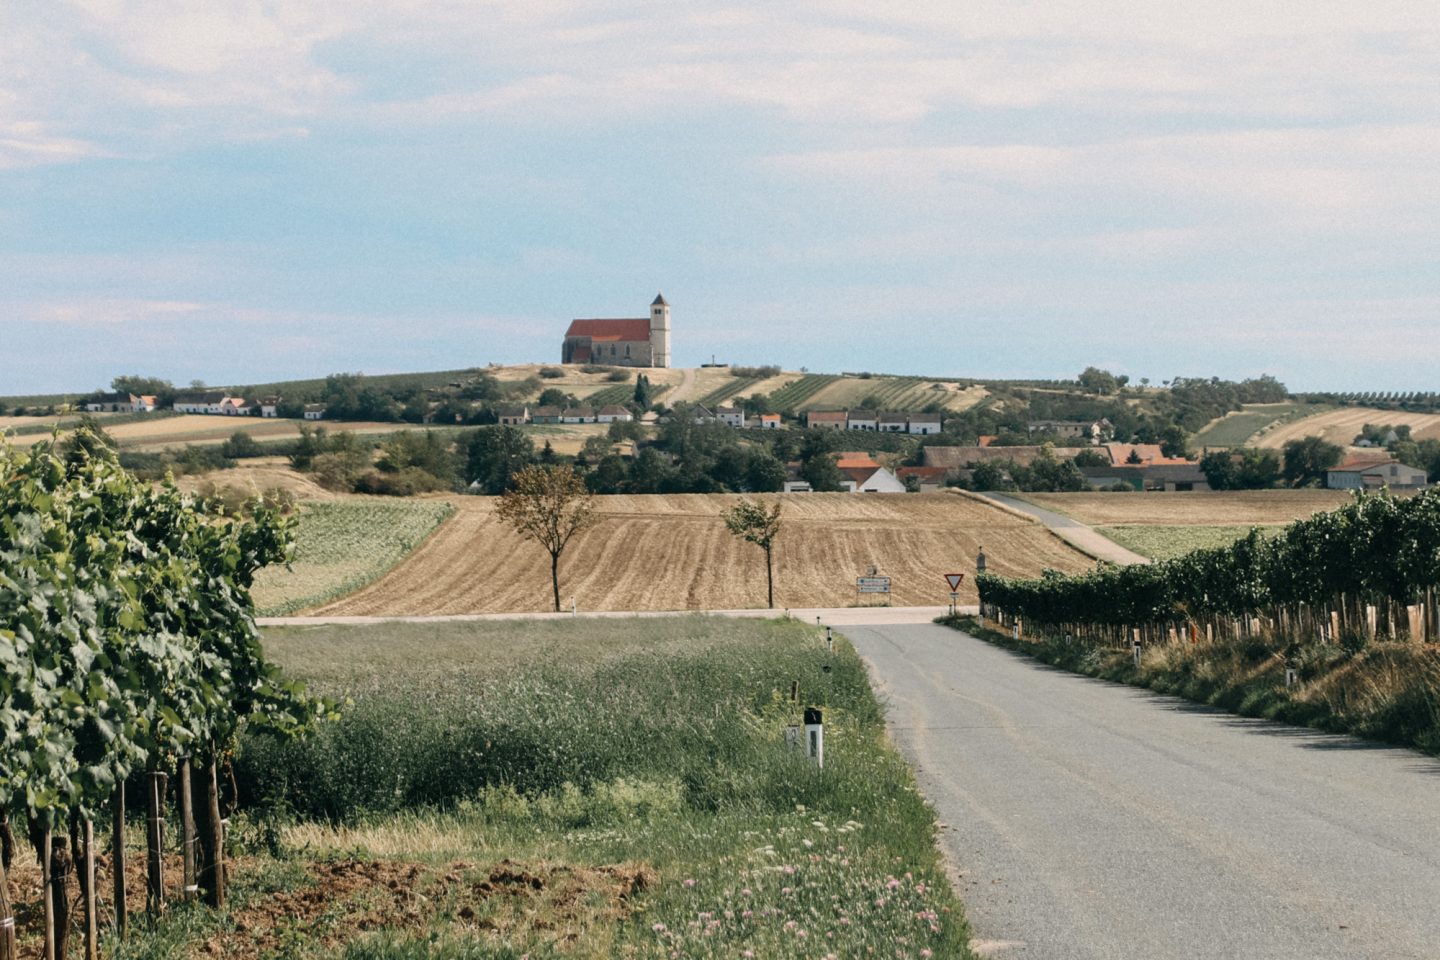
[
  {"xmin": 174, "ymin": 457, "xmax": 340, "ymax": 500},
  {"xmin": 1021, "ymin": 490, "xmax": 1354, "ymax": 527},
  {"xmin": 102, "ymin": 415, "xmax": 409, "ymax": 449},
  {"xmin": 1192, "ymin": 402, "xmax": 1324, "ymax": 447},
  {"xmin": 309, "ymin": 491, "xmax": 1090, "ymax": 615},
  {"xmin": 1254, "ymin": 407, "xmax": 1440, "ymax": 449}
]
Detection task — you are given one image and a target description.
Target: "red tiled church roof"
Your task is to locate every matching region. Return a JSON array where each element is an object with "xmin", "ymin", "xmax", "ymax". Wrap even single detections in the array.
[{"xmin": 565, "ymin": 318, "xmax": 651, "ymax": 342}]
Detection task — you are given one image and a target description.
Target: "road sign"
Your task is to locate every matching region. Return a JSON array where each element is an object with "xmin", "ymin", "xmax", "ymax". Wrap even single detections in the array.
[
  {"xmin": 944, "ymin": 573, "xmax": 965, "ymax": 592},
  {"xmin": 857, "ymin": 576, "xmax": 891, "ymax": 594}
]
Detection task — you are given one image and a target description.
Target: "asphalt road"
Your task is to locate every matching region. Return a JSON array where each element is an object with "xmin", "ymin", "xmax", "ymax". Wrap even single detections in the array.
[{"xmin": 833, "ymin": 619, "xmax": 1440, "ymax": 960}]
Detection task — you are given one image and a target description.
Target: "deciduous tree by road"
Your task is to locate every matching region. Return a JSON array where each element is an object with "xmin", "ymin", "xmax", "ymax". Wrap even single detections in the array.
[
  {"xmin": 723, "ymin": 498, "xmax": 783, "ymax": 608},
  {"xmin": 496, "ymin": 464, "xmax": 598, "ymax": 611}
]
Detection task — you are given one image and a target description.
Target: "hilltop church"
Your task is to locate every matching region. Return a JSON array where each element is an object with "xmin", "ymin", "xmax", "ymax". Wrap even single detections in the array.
[{"xmin": 561, "ymin": 293, "xmax": 671, "ymax": 367}]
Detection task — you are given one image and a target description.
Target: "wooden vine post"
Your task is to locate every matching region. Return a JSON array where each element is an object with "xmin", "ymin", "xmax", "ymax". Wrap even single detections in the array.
[
  {"xmin": 146, "ymin": 768, "xmax": 166, "ymax": 915},
  {"xmin": 112, "ymin": 783, "xmax": 127, "ymax": 937},
  {"xmin": 179, "ymin": 757, "xmax": 197, "ymax": 901},
  {"xmin": 82, "ymin": 819, "xmax": 97, "ymax": 960},
  {"xmin": 40, "ymin": 829, "xmax": 54, "ymax": 960},
  {"xmin": 198, "ymin": 756, "xmax": 226, "ymax": 908},
  {"xmin": 0, "ymin": 841, "xmax": 14, "ymax": 960}
]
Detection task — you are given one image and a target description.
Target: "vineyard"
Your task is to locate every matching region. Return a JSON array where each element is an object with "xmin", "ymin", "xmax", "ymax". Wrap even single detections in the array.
[
  {"xmin": 766, "ymin": 374, "xmax": 839, "ymax": 410},
  {"xmin": 250, "ymin": 498, "xmax": 455, "ymax": 615},
  {"xmin": 0, "ymin": 430, "xmax": 332, "ymax": 960},
  {"xmin": 978, "ymin": 489, "xmax": 1440, "ymax": 647},
  {"xmin": 697, "ymin": 376, "xmax": 763, "ymax": 408}
]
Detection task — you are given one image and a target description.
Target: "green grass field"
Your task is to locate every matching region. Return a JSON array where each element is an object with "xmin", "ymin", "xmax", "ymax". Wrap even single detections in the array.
[
  {"xmin": 1192, "ymin": 402, "xmax": 1327, "ymax": 448},
  {"xmin": 134, "ymin": 615, "xmax": 973, "ymax": 959},
  {"xmin": 1095, "ymin": 524, "xmax": 1279, "ymax": 560},
  {"xmin": 251, "ymin": 499, "xmax": 455, "ymax": 615}
]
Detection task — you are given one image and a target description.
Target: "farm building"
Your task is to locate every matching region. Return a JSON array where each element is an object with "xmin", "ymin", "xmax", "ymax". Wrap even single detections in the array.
[
  {"xmin": 597, "ymin": 405, "xmax": 633, "ymax": 423},
  {"xmin": 303, "ymin": 403, "xmax": 327, "ymax": 421},
  {"xmin": 1028, "ymin": 419, "xmax": 1110, "ymax": 441},
  {"xmin": 173, "ymin": 392, "xmax": 225, "ymax": 414},
  {"xmin": 85, "ymin": 392, "xmax": 133, "ymax": 413},
  {"xmin": 908, "ymin": 414, "xmax": 942, "ymax": 436},
  {"xmin": 531, "ymin": 406, "xmax": 563, "ymax": 424},
  {"xmin": 218, "ymin": 397, "xmax": 253, "ymax": 416},
  {"xmin": 1327, "ymin": 459, "xmax": 1428, "ymax": 489},
  {"xmin": 498, "ymin": 406, "xmax": 528, "ymax": 426},
  {"xmin": 878, "ymin": 412, "xmax": 909, "ymax": 433},
  {"xmin": 897, "ymin": 466, "xmax": 949, "ymax": 492},
  {"xmin": 562, "ymin": 407, "xmax": 597, "ymax": 424},
  {"xmin": 807, "ymin": 410, "xmax": 848, "ymax": 430},
  {"xmin": 259, "ymin": 397, "xmax": 280, "ymax": 418},
  {"xmin": 847, "ymin": 410, "xmax": 878, "ymax": 431},
  {"xmin": 716, "ymin": 406, "xmax": 745, "ymax": 428},
  {"xmin": 131, "ymin": 395, "xmax": 158, "ymax": 413},
  {"xmin": 757, "ymin": 413, "xmax": 781, "ymax": 429},
  {"xmin": 561, "ymin": 293, "xmax": 671, "ymax": 367}
]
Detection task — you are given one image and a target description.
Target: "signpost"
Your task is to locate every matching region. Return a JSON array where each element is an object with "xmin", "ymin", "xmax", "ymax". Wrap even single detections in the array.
[
  {"xmin": 857, "ymin": 576, "xmax": 891, "ymax": 595},
  {"xmin": 944, "ymin": 573, "xmax": 965, "ymax": 615}
]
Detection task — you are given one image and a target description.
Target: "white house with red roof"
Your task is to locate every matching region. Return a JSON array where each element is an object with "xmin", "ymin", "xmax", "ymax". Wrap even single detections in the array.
[{"xmin": 561, "ymin": 293, "xmax": 671, "ymax": 367}]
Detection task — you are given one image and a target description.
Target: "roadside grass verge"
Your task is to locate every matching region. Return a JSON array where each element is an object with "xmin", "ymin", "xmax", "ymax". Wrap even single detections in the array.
[
  {"xmin": 939, "ymin": 615, "xmax": 1440, "ymax": 755},
  {"xmin": 1094, "ymin": 524, "xmax": 1280, "ymax": 560},
  {"xmin": 106, "ymin": 616, "xmax": 972, "ymax": 958},
  {"xmin": 251, "ymin": 498, "xmax": 455, "ymax": 615}
]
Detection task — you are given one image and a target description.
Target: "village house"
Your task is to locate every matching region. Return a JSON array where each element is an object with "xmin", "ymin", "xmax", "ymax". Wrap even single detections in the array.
[
  {"xmin": 878, "ymin": 411, "xmax": 909, "ymax": 433},
  {"xmin": 218, "ymin": 397, "xmax": 252, "ymax": 416},
  {"xmin": 897, "ymin": 466, "xmax": 949, "ymax": 493},
  {"xmin": 716, "ymin": 406, "xmax": 746, "ymax": 428},
  {"xmin": 258, "ymin": 397, "xmax": 281, "ymax": 418},
  {"xmin": 757, "ymin": 413, "xmax": 782, "ymax": 430},
  {"xmin": 561, "ymin": 293, "xmax": 671, "ymax": 367},
  {"xmin": 597, "ymin": 405, "xmax": 633, "ymax": 423},
  {"xmin": 172, "ymin": 391, "xmax": 225, "ymax": 414},
  {"xmin": 1028, "ymin": 418, "xmax": 1111, "ymax": 442},
  {"xmin": 531, "ymin": 406, "xmax": 563, "ymax": 425},
  {"xmin": 1327, "ymin": 459, "xmax": 1429, "ymax": 490},
  {"xmin": 85, "ymin": 392, "xmax": 132, "ymax": 413},
  {"xmin": 303, "ymin": 403, "xmax": 327, "ymax": 421},
  {"xmin": 907, "ymin": 413, "xmax": 942, "ymax": 436},
  {"xmin": 562, "ymin": 407, "xmax": 597, "ymax": 424},
  {"xmin": 806, "ymin": 410, "xmax": 848, "ymax": 430},
  {"xmin": 847, "ymin": 409, "xmax": 877, "ymax": 431},
  {"xmin": 131, "ymin": 395, "xmax": 158, "ymax": 413},
  {"xmin": 498, "ymin": 406, "xmax": 529, "ymax": 426},
  {"xmin": 689, "ymin": 404, "xmax": 718, "ymax": 424},
  {"xmin": 836, "ymin": 453, "xmax": 906, "ymax": 493}
]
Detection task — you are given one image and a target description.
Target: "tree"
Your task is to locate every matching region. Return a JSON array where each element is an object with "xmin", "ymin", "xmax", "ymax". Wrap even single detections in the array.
[
  {"xmin": 801, "ymin": 451, "xmax": 844, "ymax": 492},
  {"xmin": 1282, "ymin": 435, "xmax": 1343, "ymax": 487},
  {"xmin": 1158, "ymin": 425, "xmax": 1190, "ymax": 459},
  {"xmin": 465, "ymin": 426, "xmax": 534, "ymax": 494},
  {"xmin": 745, "ymin": 450, "xmax": 787, "ymax": 492},
  {"xmin": 1073, "ymin": 448, "xmax": 1108, "ymax": 467},
  {"xmin": 723, "ymin": 498, "xmax": 783, "ymax": 608},
  {"xmin": 1077, "ymin": 366, "xmax": 1121, "ymax": 395},
  {"xmin": 495, "ymin": 465, "xmax": 599, "ymax": 611},
  {"xmin": 633, "ymin": 373, "xmax": 651, "ymax": 408}
]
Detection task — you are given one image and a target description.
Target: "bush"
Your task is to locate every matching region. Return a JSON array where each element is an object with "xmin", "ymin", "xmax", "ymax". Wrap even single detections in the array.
[
  {"xmin": 731, "ymin": 365, "xmax": 781, "ymax": 379},
  {"xmin": 353, "ymin": 467, "xmax": 449, "ymax": 496},
  {"xmin": 606, "ymin": 370, "xmax": 630, "ymax": 382},
  {"xmin": 538, "ymin": 367, "xmax": 565, "ymax": 379}
]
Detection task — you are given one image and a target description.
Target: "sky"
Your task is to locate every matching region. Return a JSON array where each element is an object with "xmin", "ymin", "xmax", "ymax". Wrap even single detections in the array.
[{"xmin": 2, "ymin": 1, "xmax": 1438, "ymax": 395}]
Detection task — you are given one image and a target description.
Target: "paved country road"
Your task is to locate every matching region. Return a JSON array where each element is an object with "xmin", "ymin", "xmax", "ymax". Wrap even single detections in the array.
[{"xmin": 831, "ymin": 619, "xmax": 1440, "ymax": 960}]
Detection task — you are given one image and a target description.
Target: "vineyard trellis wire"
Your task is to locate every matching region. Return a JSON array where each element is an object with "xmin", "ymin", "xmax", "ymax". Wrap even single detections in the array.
[
  {"xmin": 976, "ymin": 488, "xmax": 1440, "ymax": 650},
  {"xmin": 0, "ymin": 430, "xmax": 334, "ymax": 960}
]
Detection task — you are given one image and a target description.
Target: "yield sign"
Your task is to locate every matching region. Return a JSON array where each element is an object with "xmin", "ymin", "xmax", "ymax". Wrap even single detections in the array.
[{"xmin": 944, "ymin": 573, "xmax": 965, "ymax": 592}]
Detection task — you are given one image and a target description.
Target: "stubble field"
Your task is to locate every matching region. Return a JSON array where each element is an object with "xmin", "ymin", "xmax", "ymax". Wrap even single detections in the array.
[
  {"xmin": 1253, "ymin": 407, "xmax": 1440, "ymax": 449},
  {"xmin": 302, "ymin": 491, "xmax": 1090, "ymax": 615},
  {"xmin": 1021, "ymin": 490, "xmax": 1354, "ymax": 527}
]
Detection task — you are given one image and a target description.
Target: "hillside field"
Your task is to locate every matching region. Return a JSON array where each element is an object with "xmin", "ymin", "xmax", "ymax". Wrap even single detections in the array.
[
  {"xmin": 1191, "ymin": 402, "xmax": 1326, "ymax": 448},
  {"xmin": 1254, "ymin": 407, "xmax": 1440, "ymax": 450},
  {"xmin": 271, "ymin": 491, "xmax": 1090, "ymax": 616},
  {"xmin": 1020, "ymin": 490, "xmax": 1353, "ymax": 528}
]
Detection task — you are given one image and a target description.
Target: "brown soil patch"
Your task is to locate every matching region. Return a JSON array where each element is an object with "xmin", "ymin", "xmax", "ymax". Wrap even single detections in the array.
[
  {"xmin": 4, "ymin": 852, "xmax": 652, "ymax": 960},
  {"xmin": 309, "ymin": 490, "xmax": 1091, "ymax": 615}
]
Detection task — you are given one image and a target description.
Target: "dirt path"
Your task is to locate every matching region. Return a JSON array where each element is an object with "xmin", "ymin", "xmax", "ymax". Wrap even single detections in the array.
[{"xmin": 977, "ymin": 493, "xmax": 1149, "ymax": 565}]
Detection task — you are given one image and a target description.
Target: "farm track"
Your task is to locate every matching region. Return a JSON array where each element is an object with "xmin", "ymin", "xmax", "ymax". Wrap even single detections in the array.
[{"xmin": 308, "ymin": 492, "xmax": 1092, "ymax": 616}]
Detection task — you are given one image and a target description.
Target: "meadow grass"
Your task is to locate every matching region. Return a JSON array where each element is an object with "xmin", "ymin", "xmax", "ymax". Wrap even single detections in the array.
[
  {"xmin": 122, "ymin": 616, "xmax": 974, "ymax": 958},
  {"xmin": 1094, "ymin": 524, "xmax": 1279, "ymax": 560}
]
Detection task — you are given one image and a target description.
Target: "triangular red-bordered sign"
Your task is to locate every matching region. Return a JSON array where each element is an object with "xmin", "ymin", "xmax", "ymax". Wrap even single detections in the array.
[{"xmin": 944, "ymin": 573, "xmax": 965, "ymax": 591}]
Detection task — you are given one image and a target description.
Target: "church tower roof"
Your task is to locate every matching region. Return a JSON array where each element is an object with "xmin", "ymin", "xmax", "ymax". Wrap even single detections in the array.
[{"xmin": 652, "ymin": 292, "xmax": 668, "ymax": 306}]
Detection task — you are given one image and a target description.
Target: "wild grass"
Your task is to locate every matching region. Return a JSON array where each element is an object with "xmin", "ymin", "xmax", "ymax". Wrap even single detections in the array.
[
  {"xmin": 945, "ymin": 615, "xmax": 1440, "ymax": 755},
  {"xmin": 197, "ymin": 616, "xmax": 973, "ymax": 958}
]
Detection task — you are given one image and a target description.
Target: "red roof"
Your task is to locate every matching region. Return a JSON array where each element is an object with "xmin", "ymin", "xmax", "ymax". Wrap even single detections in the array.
[{"xmin": 565, "ymin": 318, "xmax": 651, "ymax": 342}]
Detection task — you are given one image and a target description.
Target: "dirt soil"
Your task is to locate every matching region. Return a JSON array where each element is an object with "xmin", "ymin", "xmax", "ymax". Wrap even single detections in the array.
[
  {"xmin": 1020, "ymin": 490, "xmax": 1354, "ymax": 527},
  {"xmin": 5, "ymin": 852, "xmax": 652, "ymax": 960},
  {"xmin": 308, "ymin": 491, "xmax": 1091, "ymax": 615}
]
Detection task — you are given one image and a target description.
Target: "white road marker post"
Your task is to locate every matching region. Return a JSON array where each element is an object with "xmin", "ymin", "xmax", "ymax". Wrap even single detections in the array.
[
  {"xmin": 1132, "ymin": 639, "xmax": 1142, "ymax": 669},
  {"xmin": 804, "ymin": 707, "xmax": 824, "ymax": 769},
  {"xmin": 571, "ymin": 596, "xmax": 577, "ymax": 616},
  {"xmin": 1285, "ymin": 663, "xmax": 1298, "ymax": 688},
  {"xmin": 825, "ymin": 626, "xmax": 833, "ymax": 654}
]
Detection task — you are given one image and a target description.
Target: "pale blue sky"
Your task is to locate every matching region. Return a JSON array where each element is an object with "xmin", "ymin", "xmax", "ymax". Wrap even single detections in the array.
[{"xmin": 2, "ymin": 1, "xmax": 1437, "ymax": 394}]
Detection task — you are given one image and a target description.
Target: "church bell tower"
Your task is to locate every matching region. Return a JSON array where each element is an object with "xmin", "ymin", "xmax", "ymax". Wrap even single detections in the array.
[{"xmin": 649, "ymin": 292, "xmax": 671, "ymax": 368}]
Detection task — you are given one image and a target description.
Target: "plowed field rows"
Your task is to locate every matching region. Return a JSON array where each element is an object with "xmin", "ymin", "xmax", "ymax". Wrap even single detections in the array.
[{"xmin": 308, "ymin": 492, "xmax": 1090, "ymax": 615}]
